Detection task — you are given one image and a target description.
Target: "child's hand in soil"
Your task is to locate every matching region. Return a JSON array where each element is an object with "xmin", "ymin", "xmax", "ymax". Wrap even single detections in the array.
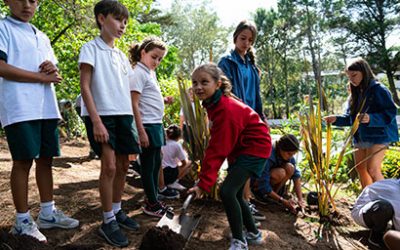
[{"xmin": 188, "ymin": 186, "xmax": 204, "ymax": 199}]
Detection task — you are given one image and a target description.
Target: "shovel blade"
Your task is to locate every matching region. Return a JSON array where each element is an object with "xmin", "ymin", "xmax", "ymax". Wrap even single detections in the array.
[{"xmin": 157, "ymin": 213, "xmax": 201, "ymax": 240}]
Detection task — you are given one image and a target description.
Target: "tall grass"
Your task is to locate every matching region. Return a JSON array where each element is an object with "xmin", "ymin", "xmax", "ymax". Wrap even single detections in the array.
[{"xmin": 299, "ymin": 89, "xmax": 362, "ymax": 219}]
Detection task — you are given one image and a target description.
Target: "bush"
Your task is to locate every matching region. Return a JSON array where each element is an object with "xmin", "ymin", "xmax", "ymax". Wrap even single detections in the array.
[{"xmin": 382, "ymin": 147, "xmax": 400, "ymax": 178}]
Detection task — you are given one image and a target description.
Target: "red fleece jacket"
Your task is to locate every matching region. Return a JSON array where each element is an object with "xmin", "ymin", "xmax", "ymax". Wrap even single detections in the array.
[{"xmin": 198, "ymin": 95, "xmax": 272, "ymax": 193}]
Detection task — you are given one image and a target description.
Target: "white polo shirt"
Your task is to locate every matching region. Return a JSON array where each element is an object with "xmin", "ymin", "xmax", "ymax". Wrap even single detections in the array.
[
  {"xmin": 162, "ymin": 139, "xmax": 187, "ymax": 168},
  {"xmin": 78, "ymin": 36, "xmax": 133, "ymax": 116},
  {"xmin": 351, "ymin": 179, "xmax": 400, "ymax": 230},
  {"xmin": 130, "ymin": 62, "xmax": 164, "ymax": 124},
  {"xmin": 0, "ymin": 17, "xmax": 61, "ymax": 127}
]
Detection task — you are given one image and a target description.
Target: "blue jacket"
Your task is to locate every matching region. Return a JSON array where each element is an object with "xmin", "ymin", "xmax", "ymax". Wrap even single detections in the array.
[
  {"xmin": 334, "ymin": 80, "xmax": 399, "ymax": 144},
  {"xmin": 251, "ymin": 147, "xmax": 301, "ymax": 195},
  {"xmin": 218, "ymin": 50, "xmax": 264, "ymax": 119}
]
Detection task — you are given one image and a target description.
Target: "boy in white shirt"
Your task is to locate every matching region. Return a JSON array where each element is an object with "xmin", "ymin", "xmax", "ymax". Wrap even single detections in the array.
[
  {"xmin": 0, "ymin": 0, "xmax": 79, "ymax": 242},
  {"xmin": 79, "ymin": 0, "xmax": 140, "ymax": 247}
]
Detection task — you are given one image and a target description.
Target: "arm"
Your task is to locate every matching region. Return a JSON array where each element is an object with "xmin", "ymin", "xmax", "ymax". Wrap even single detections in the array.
[
  {"xmin": 131, "ymin": 91, "xmax": 149, "ymax": 148},
  {"xmin": 80, "ymin": 63, "xmax": 108, "ymax": 143},
  {"xmin": 366, "ymin": 86, "xmax": 398, "ymax": 127},
  {"xmin": 293, "ymin": 178, "xmax": 305, "ymax": 208},
  {"xmin": 0, "ymin": 60, "xmax": 62, "ymax": 84}
]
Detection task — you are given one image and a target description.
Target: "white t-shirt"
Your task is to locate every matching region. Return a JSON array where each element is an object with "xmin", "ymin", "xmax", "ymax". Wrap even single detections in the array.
[
  {"xmin": 351, "ymin": 179, "xmax": 400, "ymax": 230},
  {"xmin": 161, "ymin": 139, "xmax": 186, "ymax": 168},
  {"xmin": 130, "ymin": 62, "xmax": 164, "ymax": 124},
  {"xmin": 0, "ymin": 17, "xmax": 61, "ymax": 127},
  {"xmin": 78, "ymin": 36, "xmax": 133, "ymax": 116}
]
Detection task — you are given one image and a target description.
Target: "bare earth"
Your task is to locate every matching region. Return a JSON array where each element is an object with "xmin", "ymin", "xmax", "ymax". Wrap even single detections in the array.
[{"xmin": 0, "ymin": 138, "xmax": 381, "ymax": 250}]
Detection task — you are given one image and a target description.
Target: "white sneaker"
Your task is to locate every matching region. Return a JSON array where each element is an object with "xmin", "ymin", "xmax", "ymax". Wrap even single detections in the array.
[
  {"xmin": 10, "ymin": 217, "xmax": 47, "ymax": 242},
  {"xmin": 167, "ymin": 180, "xmax": 187, "ymax": 191},
  {"xmin": 36, "ymin": 210, "xmax": 79, "ymax": 229},
  {"xmin": 229, "ymin": 238, "xmax": 248, "ymax": 250}
]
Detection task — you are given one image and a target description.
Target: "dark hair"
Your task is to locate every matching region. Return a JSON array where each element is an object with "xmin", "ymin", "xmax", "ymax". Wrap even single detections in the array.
[
  {"xmin": 128, "ymin": 36, "xmax": 167, "ymax": 67},
  {"xmin": 233, "ymin": 20, "xmax": 257, "ymax": 65},
  {"xmin": 276, "ymin": 134, "xmax": 300, "ymax": 152},
  {"xmin": 192, "ymin": 63, "xmax": 232, "ymax": 96},
  {"xmin": 166, "ymin": 124, "xmax": 181, "ymax": 140},
  {"xmin": 94, "ymin": 0, "xmax": 129, "ymax": 30},
  {"xmin": 346, "ymin": 57, "xmax": 376, "ymax": 115}
]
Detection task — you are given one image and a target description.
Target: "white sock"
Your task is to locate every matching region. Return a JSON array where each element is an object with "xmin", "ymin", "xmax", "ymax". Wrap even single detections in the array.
[
  {"xmin": 16, "ymin": 211, "xmax": 31, "ymax": 224},
  {"xmin": 40, "ymin": 201, "xmax": 56, "ymax": 217},
  {"xmin": 103, "ymin": 210, "xmax": 115, "ymax": 224},
  {"xmin": 112, "ymin": 202, "xmax": 121, "ymax": 214}
]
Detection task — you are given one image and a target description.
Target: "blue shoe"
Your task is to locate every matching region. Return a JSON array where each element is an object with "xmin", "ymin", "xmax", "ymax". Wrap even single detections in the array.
[
  {"xmin": 99, "ymin": 220, "xmax": 128, "ymax": 247},
  {"xmin": 115, "ymin": 210, "xmax": 139, "ymax": 231},
  {"xmin": 245, "ymin": 230, "xmax": 263, "ymax": 245}
]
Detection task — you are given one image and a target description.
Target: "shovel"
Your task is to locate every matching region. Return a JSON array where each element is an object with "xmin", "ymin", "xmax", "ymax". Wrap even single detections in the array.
[{"xmin": 156, "ymin": 194, "xmax": 201, "ymax": 240}]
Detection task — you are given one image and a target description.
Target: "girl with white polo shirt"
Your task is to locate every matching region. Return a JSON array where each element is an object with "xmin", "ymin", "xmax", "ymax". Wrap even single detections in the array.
[{"xmin": 129, "ymin": 36, "xmax": 170, "ymax": 217}]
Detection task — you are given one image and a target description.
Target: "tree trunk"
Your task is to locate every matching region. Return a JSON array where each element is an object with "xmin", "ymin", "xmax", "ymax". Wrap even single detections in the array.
[{"xmin": 386, "ymin": 70, "xmax": 400, "ymax": 106}]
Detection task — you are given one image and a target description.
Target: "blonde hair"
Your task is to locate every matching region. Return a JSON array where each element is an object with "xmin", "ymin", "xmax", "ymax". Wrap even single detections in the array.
[{"xmin": 192, "ymin": 63, "xmax": 232, "ymax": 96}]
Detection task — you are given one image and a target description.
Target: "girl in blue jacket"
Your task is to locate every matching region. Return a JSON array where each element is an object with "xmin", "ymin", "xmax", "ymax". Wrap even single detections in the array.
[{"xmin": 325, "ymin": 58, "xmax": 399, "ymax": 189}]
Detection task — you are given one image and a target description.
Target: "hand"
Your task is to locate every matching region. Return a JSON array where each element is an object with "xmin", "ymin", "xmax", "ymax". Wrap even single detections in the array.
[
  {"xmin": 187, "ymin": 186, "xmax": 204, "ymax": 199},
  {"xmin": 282, "ymin": 198, "xmax": 297, "ymax": 214},
  {"xmin": 39, "ymin": 60, "xmax": 58, "ymax": 75},
  {"xmin": 93, "ymin": 121, "xmax": 109, "ymax": 143},
  {"xmin": 40, "ymin": 72, "xmax": 62, "ymax": 84},
  {"xmin": 323, "ymin": 115, "xmax": 337, "ymax": 124},
  {"xmin": 164, "ymin": 96, "xmax": 174, "ymax": 105},
  {"xmin": 358, "ymin": 113, "xmax": 370, "ymax": 123},
  {"xmin": 138, "ymin": 129, "xmax": 149, "ymax": 148}
]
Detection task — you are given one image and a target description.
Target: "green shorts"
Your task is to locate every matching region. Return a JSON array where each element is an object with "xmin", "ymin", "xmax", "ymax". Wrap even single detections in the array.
[
  {"xmin": 84, "ymin": 115, "xmax": 141, "ymax": 157},
  {"xmin": 144, "ymin": 123, "xmax": 165, "ymax": 148},
  {"xmin": 4, "ymin": 119, "xmax": 60, "ymax": 161},
  {"xmin": 228, "ymin": 154, "xmax": 267, "ymax": 178}
]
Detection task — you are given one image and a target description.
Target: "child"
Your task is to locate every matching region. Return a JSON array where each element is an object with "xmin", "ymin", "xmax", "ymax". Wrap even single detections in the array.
[
  {"xmin": 351, "ymin": 179, "xmax": 400, "ymax": 247},
  {"xmin": 79, "ymin": 1, "xmax": 140, "ymax": 247},
  {"xmin": 324, "ymin": 58, "xmax": 399, "ymax": 189},
  {"xmin": 159, "ymin": 124, "xmax": 191, "ymax": 194},
  {"xmin": 0, "ymin": 0, "xmax": 78, "ymax": 242},
  {"xmin": 129, "ymin": 36, "xmax": 170, "ymax": 217},
  {"xmin": 218, "ymin": 20, "xmax": 266, "ymax": 223},
  {"xmin": 251, "ymin": 134, "xmax": 305, "ymax": 214},
  {"xmin": 188, "ymin": 63, "xmax": 272, "ymax": 250}
]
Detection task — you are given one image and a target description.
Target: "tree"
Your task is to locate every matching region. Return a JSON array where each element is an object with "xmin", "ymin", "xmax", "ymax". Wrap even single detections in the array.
[
  {"xmin": 334, "ymin": 0, "xmax": 400, "ymax": 105},
  {"xmin": 162, "ymin": 0, "xmax": 230, "ymax": 75}
]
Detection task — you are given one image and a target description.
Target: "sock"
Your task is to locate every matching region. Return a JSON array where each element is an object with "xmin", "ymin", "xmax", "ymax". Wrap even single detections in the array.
[
  {"xmin": 103, "ymin": 210, "xmax": 115, "ymax": 224},
  {"xmin": 40, "ymin": 201, "xmax": 55, "ymax": 217},
  {"xmin": 159, "ymin": 186, "xmax": 167, "ymax": 192},
  {"xmin": 16, "ymin": 211, "xmax": 31, "ymax": 224},
  {"xmin": 112, "ymin": 202, "xmax": 121, "ymax": 214}
]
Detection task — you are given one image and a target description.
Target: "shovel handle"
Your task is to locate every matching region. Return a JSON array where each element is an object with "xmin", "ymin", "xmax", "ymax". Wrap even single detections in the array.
[{"xmin": 182, "ymin": 193, "xmax": 194, "ymax": 212}]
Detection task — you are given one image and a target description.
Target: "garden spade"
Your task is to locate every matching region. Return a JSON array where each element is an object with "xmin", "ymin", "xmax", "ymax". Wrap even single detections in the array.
[{"xmin": 156, "ymin": 194, "xmax": 201, "ymax": 240}]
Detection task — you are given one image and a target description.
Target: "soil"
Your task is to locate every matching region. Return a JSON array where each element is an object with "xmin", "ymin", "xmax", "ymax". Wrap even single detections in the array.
[{"xmin": 0, "ymin": 138, "xmax": 384, "ymax": 250}]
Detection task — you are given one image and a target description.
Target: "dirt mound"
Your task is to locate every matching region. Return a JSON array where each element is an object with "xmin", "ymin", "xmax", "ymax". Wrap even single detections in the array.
[
  {"xmin": 0, "ymin": 229, "xmax": 48, "ymax": 250},
  {"xmin": 139, "ymin": 226, "xmax": 186, "ymax": 250}
]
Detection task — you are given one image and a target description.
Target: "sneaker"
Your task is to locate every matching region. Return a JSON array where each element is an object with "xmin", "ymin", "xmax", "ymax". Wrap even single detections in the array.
[
  {"xmin": 249, "ymin": 202, "xmax": 266, "ymax": 221},
  {"xmin": 229, "ymin": 238, "xmax": 248, "ymax": 250},
  {"xmin": 368, "ymin": 230, "xmax": 384, "ymax": 248},
  {"xmin": 245, "ymin": 231, "xmax": 263, "ymax": 245},
  {"xmin": 143, "ymin": 202, "xmax": 170, "ymax": 218},
  {"xmin": 36, "ymin": 210, "xmax": 79, "ymax": 229},
  {"xmin": 167, "ymin": 180, "xmax": 187, "ymax": 191},
  {"xmin": 158, "ymin": 187, "xmax": 180, "ymax": 200},
  {"xmin": 115, "ymin": 210, "xmax": 139, "ymax": 231},
  {"xmin": 10, "ymin": 218, "xmax": 47, "ymax": 242},
  {"xmin": 99, "ymin": 220, "xmax": 128, "ymax": 247}
]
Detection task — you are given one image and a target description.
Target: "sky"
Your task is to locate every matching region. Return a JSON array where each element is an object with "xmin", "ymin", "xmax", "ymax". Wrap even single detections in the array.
[{"xmin": 156, "ymin": 0, "xmax": 278, "ymax": 27}]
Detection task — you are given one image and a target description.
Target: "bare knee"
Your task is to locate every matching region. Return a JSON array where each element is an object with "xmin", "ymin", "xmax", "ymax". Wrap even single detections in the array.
[
  {"xmin": 270, "ymin": 168, "xmax": 286, "ymax": 186},
  {"xmin": 384, "ymin": 230, "xmax": 400, "ymax": 250},
  {"xmin": 13, "ymin": 160, "xmax": 33, "ymax": 172},
  {"xmin": 283, "ymin": 163, "xmax": 295, "ymax": 177}
]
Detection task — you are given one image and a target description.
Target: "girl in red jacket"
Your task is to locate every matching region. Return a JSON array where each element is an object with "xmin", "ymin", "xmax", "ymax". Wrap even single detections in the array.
[{"xmin": 188, "ymin": 63, "xmax": 272, "ymax": 250}]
